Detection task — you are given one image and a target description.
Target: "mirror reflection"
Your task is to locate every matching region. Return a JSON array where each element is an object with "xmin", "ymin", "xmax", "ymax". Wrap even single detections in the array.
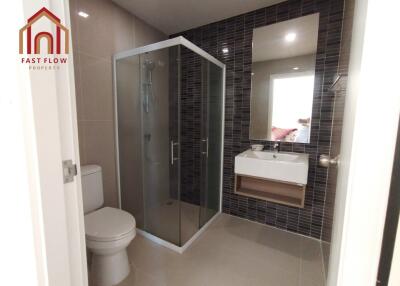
[{"xmin": 249, "ymin": 13, "xmax": 319, "ymax": 143}]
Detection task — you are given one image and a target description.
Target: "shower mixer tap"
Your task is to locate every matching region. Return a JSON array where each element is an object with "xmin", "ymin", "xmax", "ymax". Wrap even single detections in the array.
[{"xmin": 144, "ymin": 133, "xmax": 151, "ymax": 141}]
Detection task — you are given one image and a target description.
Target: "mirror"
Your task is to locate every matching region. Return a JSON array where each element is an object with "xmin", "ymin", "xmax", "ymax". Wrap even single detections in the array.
[{"xmin": 249, "ymin": 13, "xmax": 319, "ymax": 143}]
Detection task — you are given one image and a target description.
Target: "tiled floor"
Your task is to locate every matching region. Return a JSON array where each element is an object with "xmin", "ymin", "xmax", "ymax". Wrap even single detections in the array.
[{"xmin": 117, "ymin": 213, "xmax": 325, "ymax": 286}]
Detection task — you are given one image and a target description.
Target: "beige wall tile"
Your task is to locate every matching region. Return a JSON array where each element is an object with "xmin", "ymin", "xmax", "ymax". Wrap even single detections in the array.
[
  {"xmin": 75, "ymin": 0, "xmax": 116, "ymax": 59},
  {"xmin": 82, "ymin": 121, "xmax": 117, "ymax": 207},
  {"xmin": 77, "ymin": 122, "xmax": 86, "ymax": 165},
  {"xmin": 72, "ymin": 0, "xmax": 166, "ymax": 208},
  {"xmin": 82, "ymin": 121, "xmax": 116, "ymax": 172},
  {"xmin": 110, "ymin": 5, "xmax": 136, "ymax": 54},
  {"xmin": 132, "ymin": 16, "xmax": 166, "ymax": 47},
  {"xmin": 72, "ymin": 53, "xmax": 85, "ymax": 121},
  {"xmin": 103, "ymin": 174, "xmax": 119, "ymax": 208},
  {"xmin": 79, "ymin": 53, "xmax": 114, "ymax": 121}
]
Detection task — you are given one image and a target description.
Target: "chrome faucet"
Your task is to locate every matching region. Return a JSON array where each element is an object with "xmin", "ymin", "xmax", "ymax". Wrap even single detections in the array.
[{"xmin": 272, "ymin": 142, "xmax": 280, "ymax": 153}]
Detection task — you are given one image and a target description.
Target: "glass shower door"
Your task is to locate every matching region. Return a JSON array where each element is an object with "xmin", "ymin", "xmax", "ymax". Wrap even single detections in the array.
[
  {"xmin": 199, "ymin": 61, "xmax": 223, "ymax": 228},
  {"xmin": 179, "ymin": 46, "xmax": 203, "ymax": 245},
  {"xmin": 140, "ymin": 46, "xmax": 181, "ymax": 245},
  {"xmin": 116, "ymin": 54, "xmax": 145, "ymax": 228},
  {"xmin": 116, "ymin": 38, "xmax": 224, "ymax": 248}
]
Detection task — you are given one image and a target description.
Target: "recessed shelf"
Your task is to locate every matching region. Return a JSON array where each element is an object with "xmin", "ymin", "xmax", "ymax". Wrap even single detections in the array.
[{"xmin": 234, "ymin": 174, "xmax": 305, "ymax": 208}]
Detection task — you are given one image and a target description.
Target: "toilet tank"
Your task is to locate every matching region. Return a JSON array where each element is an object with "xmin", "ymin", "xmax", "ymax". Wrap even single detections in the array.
[{"xmin": 81, "ymin": 165, "xmax": 104, "ymax": 214}]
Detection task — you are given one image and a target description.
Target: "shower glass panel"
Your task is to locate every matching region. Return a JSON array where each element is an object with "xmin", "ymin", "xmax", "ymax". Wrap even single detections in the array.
[
  {"xmin": 116, "ymin": 45, "xmax": 181, "ymax": 245},
  {"xmin": 199, "ymin": 61, "xmax": 224, "ymax": 228},
  {"xmin": 140, "ymin": 46, "xmax": 181, "ymax": 245},
  {"xmin": 115, "ymin": 37, "xmax": 224, "ymax": 248},
  {"xmin": 115, "ymin": 54, "xmax": 144, "ymax": 227}
]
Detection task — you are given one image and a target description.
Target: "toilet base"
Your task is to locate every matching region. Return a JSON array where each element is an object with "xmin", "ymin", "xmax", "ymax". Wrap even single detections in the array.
[{"xmin": 91, "ymin": 249, "xmax": 130, "ymax": 286}]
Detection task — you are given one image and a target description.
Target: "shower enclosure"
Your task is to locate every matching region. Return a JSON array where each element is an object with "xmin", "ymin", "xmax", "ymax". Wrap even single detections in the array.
[{"xmin": 113, "ymin": 37, "xmax": 225, "ymax": 251}]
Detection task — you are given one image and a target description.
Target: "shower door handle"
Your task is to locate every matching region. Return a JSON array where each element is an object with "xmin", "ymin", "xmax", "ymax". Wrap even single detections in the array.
[{"xmin": 170, "ymin": 141, "xmax": 179, "ymax": 165}]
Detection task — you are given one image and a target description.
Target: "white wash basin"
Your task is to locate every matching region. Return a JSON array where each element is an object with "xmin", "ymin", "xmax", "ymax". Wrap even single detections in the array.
[{"xmin": 234, "ymin": 149, "xmax": 309, "ymax": 185}]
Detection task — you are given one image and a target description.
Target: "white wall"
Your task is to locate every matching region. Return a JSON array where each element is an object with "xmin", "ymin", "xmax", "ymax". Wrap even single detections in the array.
[
  {"xmin": 328, "ymin": 0, "xmax": 400, "ymax": 285},
  {"xmin": 1, "ymin": 3, "xmax": 42, "ymax": 285},
  {"xmin": 2, "ymin": 1, "xmax": 87, "ymax": 285}
]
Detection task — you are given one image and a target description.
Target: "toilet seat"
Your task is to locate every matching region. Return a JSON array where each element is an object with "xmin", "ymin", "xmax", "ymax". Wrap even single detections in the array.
[{"xmin": 85, "ymin": 207, "xmax": 136, "ymax": 242}]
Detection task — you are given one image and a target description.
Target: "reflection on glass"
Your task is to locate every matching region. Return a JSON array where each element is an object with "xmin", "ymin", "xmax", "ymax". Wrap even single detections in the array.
[
  {"xmin": 249, "ymin": 13, "xmax": 319, "ymax": 143},
  {"xmin": 269, "ymin": 73, "xmax": 314, "ymax": 142}
]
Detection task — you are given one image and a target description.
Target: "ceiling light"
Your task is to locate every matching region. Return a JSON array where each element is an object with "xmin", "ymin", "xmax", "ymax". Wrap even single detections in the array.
[
  {"xmin": 285, "ymin": 32, "xmax": 296, "ymax": 42},
  {"xmin": 293, "ymin": 67, "xmax": 299, "ymax": 70},
  {"xmin": 222, "ymin": 48, "xmax": 229, "ymax": 54},
  {"xmin": 78, "ymin": 11, "xmax": 89, "ymax": 18}
]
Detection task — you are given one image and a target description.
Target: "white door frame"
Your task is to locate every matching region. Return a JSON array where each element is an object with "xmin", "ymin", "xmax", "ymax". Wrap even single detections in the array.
[
  {"xmin": 389, "ymin": 216, "xmax": 400, "ymax": 285},
  {"xmin": 1, "ymin": 0, "xmax": 88, "ymax": 285},
  {"xmin": 327, "ymin": 0, "xmax": 400, "ymax": 285}
]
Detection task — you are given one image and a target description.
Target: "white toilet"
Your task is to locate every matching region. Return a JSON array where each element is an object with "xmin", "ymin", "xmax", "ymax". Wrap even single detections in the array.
[{"xmin": 81, "ymin": 165, "xmax": 136, "ymax": 286}]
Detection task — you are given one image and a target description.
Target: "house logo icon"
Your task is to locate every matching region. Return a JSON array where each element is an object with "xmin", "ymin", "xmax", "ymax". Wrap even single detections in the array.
[{"xmin": 19, "ymin": 7, "xmax": 69, "ymax": 55}]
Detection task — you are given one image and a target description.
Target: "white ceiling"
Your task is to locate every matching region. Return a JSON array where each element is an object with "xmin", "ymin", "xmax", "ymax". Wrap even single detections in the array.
[
  {"xmin": 252, "ymin": 13, "xmax": 319, "ymax": 62},
  {"xmin": 112, "ymin": 0, "xmax": 286, "ymax": 35}
]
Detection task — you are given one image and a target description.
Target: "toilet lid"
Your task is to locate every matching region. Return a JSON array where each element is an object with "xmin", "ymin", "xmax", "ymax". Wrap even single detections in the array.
[{"xmin": 84, "ymin": 207, "xmax": 136, "ymax": 242}]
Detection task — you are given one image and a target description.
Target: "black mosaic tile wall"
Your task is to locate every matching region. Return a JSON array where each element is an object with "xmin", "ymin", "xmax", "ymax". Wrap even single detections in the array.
[
  {"xmin": 179, "ymin": 47, "xmax": 203, "ymax": 205},
  {"xmin": 172, "ymin": 0, "xmax": 345, "ymax": 239}
]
